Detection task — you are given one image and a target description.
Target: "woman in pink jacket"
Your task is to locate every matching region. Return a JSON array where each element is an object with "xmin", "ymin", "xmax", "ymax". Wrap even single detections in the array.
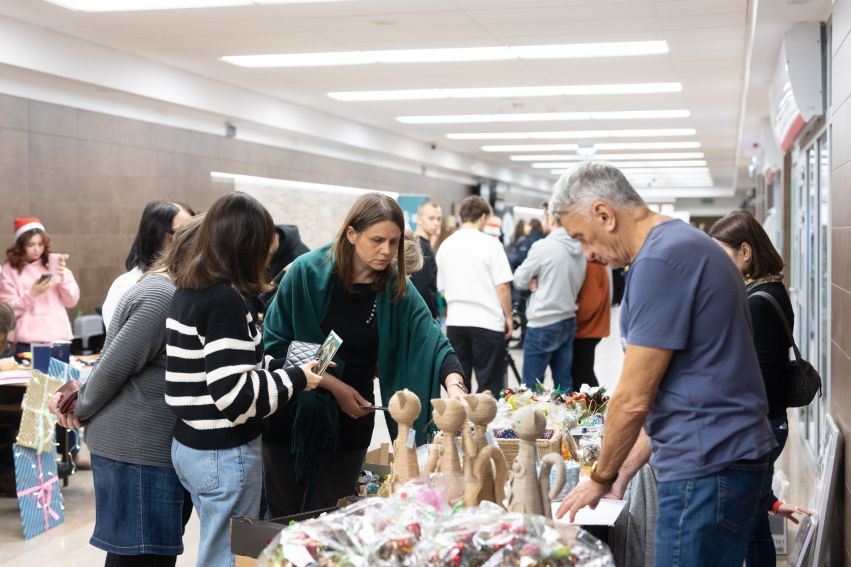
[{"xmin": 0, "ymin": 218, "xmax": 80, "ymax": 356}]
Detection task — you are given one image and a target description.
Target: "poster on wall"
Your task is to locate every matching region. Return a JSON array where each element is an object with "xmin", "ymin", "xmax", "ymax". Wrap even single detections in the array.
[{"xmin": 398, "ymin": 195, "xmax": 429, "ymax": 231}]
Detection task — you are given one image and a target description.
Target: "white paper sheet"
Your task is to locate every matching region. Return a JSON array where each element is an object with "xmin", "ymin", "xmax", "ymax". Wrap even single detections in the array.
[{"xmin": 551, "ymin": 498, "xmax": 627, "ymax": 526}]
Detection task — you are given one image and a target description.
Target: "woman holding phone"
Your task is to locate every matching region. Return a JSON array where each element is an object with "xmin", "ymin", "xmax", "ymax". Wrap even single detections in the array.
[{"xmin": 0, "ymin": 218, "xmax": 79, "ymax": 355}]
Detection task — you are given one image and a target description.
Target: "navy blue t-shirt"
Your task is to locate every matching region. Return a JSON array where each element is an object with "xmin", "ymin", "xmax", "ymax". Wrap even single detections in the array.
[{"xmin": 621, "ymin": 220, "xmax": 776, "ymax": 482}]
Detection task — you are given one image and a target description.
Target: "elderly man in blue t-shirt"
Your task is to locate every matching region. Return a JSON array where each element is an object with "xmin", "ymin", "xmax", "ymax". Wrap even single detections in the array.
[{"xmin": 553, "ymin": 162, "xmax": 776, "ymax": 567}]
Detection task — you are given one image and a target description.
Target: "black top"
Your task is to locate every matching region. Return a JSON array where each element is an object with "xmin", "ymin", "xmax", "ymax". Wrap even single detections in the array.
[
  {"xmin": 747, "ymin": 281, "xmax": 794, "ymax": 420},
  {"xmin": 264, "ymin": 277, "xmax": 466, "ymax": 450},
  {"xmin": 409, "ymin": 236, "xmax": 439, "ymax": 318}
]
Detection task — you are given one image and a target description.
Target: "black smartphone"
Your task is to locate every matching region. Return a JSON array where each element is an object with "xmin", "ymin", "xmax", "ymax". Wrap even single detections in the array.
[{"xmin": 37, "ymin": 273, "xmax": 52, "ymax": 283}]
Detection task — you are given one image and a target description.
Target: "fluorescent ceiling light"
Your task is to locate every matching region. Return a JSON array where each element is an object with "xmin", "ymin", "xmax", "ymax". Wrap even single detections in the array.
[
  {"xmin": 550, "ymin": 170, "xmax": 714, "ymax": 187},
  {"xmin": 397, "ymin": 109, "xmax": 689, "ymax": 124},
  {"xmin": 225, "ymin": 41, "xmax": 668, "ymax": 68},
  {"xmin": 47, "ymin": 0, "xmax": 348, "ymax": 10},
  {"xmin": 482, "ymin": 141, "xmax": 701, "ymax": 153},
  {"xmin": 510, "ymin": 152, "xmax": 705, "ymax": 161},
  {"xmin": 328, "ymin": 82, "xmax": 682, "ymax": 101},
  {"xmin": 447, "ymin": 128, "xmax": 696, "ymax": 141},
  {"xmin": 531, "ymin": 160, "xmax": 707, "ymax": 168},
  {"xmin": 210, "ymin": 172, "xmax": 398, "ymax": 199},
  {"xmin": 593, "ymin": 141, "xmax": 702, "ymax": 150},
  {"xmin": 619, "ymin": 167, "xmax": 710, "ymax": 174}
]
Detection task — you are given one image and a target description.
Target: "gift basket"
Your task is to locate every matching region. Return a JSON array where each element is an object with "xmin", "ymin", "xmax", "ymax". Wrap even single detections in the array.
[
  {"xmin": 490, "ymin": 385, "xmax": 609, "ymax": 468},
  {"xmin": 257, "ymin": 477, "xmax": 614, "ymax": 567}
]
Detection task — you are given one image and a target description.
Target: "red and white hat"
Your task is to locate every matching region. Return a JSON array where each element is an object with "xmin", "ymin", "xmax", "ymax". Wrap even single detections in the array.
[{"xmin": 14, "ymin": 218, "xmax": 45, "ymax": 240}]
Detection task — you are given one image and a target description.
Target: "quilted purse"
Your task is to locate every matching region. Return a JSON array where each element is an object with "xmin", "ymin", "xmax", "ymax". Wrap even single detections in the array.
[{"xmin": 284, "ymin": 341, "xmax": 320, "ymax": 370}]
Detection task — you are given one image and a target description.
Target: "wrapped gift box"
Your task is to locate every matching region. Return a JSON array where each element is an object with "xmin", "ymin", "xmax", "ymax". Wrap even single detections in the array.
[
  {"xmin": 13, "ymin": 444, "xmax": 64, "ymax": 539},
  {"xmin": 16, "ymin": 370, "xmax": 63, "ymax": 453}
]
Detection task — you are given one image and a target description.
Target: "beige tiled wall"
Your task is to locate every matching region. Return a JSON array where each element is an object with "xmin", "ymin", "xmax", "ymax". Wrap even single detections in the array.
[
  {"xmin": 831, "ymin": 1, "xmax": 851, "ymax": 562},
  {"xmin": 0, "ymin": 94, "xmax": 472, "ymax": 314}
]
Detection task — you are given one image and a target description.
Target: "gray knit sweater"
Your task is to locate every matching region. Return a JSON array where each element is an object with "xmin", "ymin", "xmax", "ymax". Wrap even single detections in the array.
[{"xmin": 76, "ymin": 274, "xmax": 176, "ymax": 468}]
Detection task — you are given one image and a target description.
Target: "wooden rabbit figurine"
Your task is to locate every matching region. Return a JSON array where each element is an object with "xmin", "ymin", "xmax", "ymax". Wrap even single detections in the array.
[
  {"xmin": 506, "ymin": 407, "xmax": 565, "ymax": 518},
  {"xmin": 424, "ymin": 398, "xmax": 465, "ymax": 475},
  {"xmin": 388, "ymin": 389, "xmax": 422, "ymax": 486},
  {"xmin": 461, "ymin": 393, "xmax": 507, "ymax": 507}
]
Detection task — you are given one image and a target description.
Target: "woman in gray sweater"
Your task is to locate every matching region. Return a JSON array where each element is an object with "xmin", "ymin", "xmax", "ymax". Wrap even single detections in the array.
[{"xmin": 49, "ymin": 217, "xmax": 202, "ymax": 567}]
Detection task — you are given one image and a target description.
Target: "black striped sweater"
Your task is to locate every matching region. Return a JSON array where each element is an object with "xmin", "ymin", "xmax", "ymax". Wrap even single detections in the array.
[{"xmin": 165, "ymin": 281, "xmax": 306, "ymax": 450}]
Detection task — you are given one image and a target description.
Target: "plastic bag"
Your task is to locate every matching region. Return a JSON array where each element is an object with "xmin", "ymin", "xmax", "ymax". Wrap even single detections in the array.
[
  {"xmin": 257, "ymin": 477, "xmax": 614, "ymax": 567},
  {"xmin": 772, "ymin": 469, "xmax": 789, "ymax": 502}
]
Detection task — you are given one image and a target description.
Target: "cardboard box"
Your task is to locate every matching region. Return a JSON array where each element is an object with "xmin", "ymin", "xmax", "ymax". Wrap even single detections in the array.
[
  {"xmin": 364, "ymin": 442, "xmax": 392, "ymax": 466},
  {"xmin": 231, "ymin": 496, "xmax": 361, "ymax": 559}
]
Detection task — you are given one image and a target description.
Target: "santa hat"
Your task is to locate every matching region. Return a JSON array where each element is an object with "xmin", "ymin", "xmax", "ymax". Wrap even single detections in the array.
[{"xmin": 14, "ymin": 218, "xmax": 45, "ymax": 241}]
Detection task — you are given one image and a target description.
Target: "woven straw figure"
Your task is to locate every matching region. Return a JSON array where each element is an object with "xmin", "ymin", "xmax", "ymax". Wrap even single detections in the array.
[
  {"xmin": 506, "ymin": 407, "xmax": 565, "ymax": 518},
  {"xmin": 388, "ymin": 389, "xmax": 422, "ymax": 486},
  {"xmin": 461, "ymin": 393, "xmax": 507, "ymax": 507},
  {"xmin": 424, "ymin": 398, "xmax": 465, "ymax": 475}
]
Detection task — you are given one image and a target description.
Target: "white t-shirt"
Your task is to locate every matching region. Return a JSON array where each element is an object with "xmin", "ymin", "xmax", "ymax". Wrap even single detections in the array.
[
  {"xmin": 436, "ymin": 228, "xmax": 513, "ymax": 332},
  {"xmin": 101, "ymin": 267, "xmax": 144, "ymax": 331}
]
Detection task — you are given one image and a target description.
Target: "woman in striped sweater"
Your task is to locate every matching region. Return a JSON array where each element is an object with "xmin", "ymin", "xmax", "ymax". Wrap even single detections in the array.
[{"xmin": 165, "ymin": 192, "xmax": 323, "ymax": 567}]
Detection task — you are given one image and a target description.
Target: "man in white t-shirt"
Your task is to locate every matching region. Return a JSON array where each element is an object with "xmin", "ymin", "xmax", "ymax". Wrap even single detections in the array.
[{"xmin": 436, "ymin": 196, "xmax": 513, "ymax": 394}]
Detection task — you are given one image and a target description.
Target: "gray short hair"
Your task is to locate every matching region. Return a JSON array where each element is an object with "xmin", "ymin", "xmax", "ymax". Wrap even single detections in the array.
[{"xmin": 550, "ymin": 161, "xmax": 645, "ymax": 216}]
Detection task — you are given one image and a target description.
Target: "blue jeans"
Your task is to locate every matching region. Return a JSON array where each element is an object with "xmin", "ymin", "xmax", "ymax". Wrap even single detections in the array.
[
  {"xmin": 522, "ymin": 318, "xmax": 576, "ymax": 391},
  {"xmin": 655, "ymin": 454, "xmax": 772, "ymax": 567},
  {"xmin": 171, "ymin": 437, "xmax": 263, "ymax": 567},
  {"xmin": 90, "ymin": 454, "xmax": 185, "ymax": 556},
  {"xmin": 746, "ymin": 417, "xmax": 789, "ymax": 566}
]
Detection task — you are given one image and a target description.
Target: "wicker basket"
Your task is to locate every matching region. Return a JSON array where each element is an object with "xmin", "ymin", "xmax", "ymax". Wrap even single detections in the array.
[{"xmin": 496, "ymin": 431, "xmax": 562, "ymax": 470}]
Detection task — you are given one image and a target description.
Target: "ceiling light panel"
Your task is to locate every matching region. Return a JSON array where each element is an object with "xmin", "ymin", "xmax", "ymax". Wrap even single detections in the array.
[
  {"xmin": 447, "ymin": 128, "xmax": 696, "ymax": 141},
  {"xmin": 223, "ymin": 41, "xmax": 669, "ymax": 68},
  {"xmin": 509, "ymin": 152, "xmax": 705, "ymax": 161},
  {"xmin": 328, "ymin": 83, "xmax": 682, "ymax": 101},
  {"xmin": 397, "ymin": 110, "xmax": 690, "ymax": 124},
  {"xmin": 46, "ymin": 0, "xmax": 349, "ymax": 11},
  {"xmin": 531, "ymin": 160, "xmax": 707, "ymax": 169}
]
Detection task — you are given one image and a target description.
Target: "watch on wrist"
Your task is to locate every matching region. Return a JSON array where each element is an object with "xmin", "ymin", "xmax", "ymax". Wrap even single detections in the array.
[
  {"xmin": 446, "ymin": 379, "xmax": 468, "ymax": 394},
  {"xmin": 590, "ymin": 461, "xmax": 619, "ymax": 486}
]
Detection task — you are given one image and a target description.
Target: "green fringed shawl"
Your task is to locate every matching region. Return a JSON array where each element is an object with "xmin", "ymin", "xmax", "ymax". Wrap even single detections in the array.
[{"xmin": 263, "ymin": 244, "xmax": 453, "ymax": 479}]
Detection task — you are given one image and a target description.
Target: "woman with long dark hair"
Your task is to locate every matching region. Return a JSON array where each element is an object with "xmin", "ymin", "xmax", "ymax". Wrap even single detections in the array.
[
  {"xmin": 101, "ymin": 201, "xmax": 194, "ymax": 330},
  {"xmin": 165, "ymin": 192, "xmax": 323, "ymax": 567},
  {"xmin": 261, "ymin": 192, "xmax": 466, "ymax": 517},
  {"xmin": 0, "ymin": 218, "xmax": 79, "ymax": 354},
  {"xmin": 710, "ymin": 210, "xmax": 811, "ymax": 566}
]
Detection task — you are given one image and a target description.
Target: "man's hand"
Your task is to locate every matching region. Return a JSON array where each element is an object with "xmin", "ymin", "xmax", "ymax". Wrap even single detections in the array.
[
  {"xmin": 556, "ymin": 479, "xmax": 609, "ymax": 523},
  {"xmin": 503, "ymin": 314, "xmax": 514, "ymax": 341}
]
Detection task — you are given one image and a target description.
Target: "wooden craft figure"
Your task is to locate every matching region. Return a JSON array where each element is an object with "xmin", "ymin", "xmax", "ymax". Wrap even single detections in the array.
[
  {"xmin": 424, "ymin": 398, "xmax": 465, "ymax": 475},
  {"xmin": 506, "ymin": 407, "xmax": 565, "ymax": 518},
  {"xmin": 388, "ymin": 389, "xmax": 422, "ymax": 486},
  {"xmin": 461, "ymin": 393, "xmax": 507, "ymax": 506}
]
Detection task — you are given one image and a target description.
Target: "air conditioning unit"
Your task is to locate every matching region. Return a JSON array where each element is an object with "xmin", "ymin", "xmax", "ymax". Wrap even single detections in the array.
[{"xmin": 769, "ymin": 22, "xmax": 824, "ymax": 152}]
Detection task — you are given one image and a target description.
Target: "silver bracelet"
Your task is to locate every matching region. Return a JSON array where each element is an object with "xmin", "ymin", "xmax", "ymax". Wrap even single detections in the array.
[{"xmin": 445, "ymin": 379, "xmax": 468, "ymax": 394}]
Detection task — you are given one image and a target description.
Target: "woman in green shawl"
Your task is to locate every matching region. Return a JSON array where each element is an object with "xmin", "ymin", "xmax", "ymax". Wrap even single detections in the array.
[{"xmin": 262, "ymin": 193, "xmax": 467, "ymax": 516}]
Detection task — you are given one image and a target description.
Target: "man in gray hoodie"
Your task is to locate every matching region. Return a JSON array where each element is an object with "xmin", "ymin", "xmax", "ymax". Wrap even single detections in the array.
[{"xmin": 514, "ymin": 210, "xmax": 586, "ymax": 391}]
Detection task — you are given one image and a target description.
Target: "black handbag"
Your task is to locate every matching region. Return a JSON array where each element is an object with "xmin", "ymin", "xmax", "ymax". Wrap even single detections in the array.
[
  {"xmin": 750, "ymin": 291, "xmax": 822, "ymax": 408},
  {"xmin": 284, "ymin": 340, "xmax": 320, "ymax": 370}
]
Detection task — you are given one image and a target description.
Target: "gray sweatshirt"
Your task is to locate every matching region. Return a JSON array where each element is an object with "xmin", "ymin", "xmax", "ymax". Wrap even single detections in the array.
[
  {"xmin": 513, "ymin": 227, "xmax": 586, "ymax": 328},
  {"xmin": 75, "ymin": 274, "xmax": 176, "ymax": 468}
]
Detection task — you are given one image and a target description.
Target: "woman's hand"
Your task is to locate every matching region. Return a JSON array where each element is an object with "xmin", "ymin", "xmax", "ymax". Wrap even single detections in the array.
[
  {"xmin": 0, "ymin": 357, "xmax": 17, "ymax": 371},
  {"xmin": 32, "ymin": 276, "xmax": 51, "ymax": 295},
  {"xmin": 327, "ymin": 379, "xmax": 372, "ymax": 419},
  {"xmin": 444, "ymin": 372, "xmax": 467, "ymax": 399},
  {"xmin": 55, "ymin": 254, "xmax": 67, "ymax": 281},
  {"xmin": 299, "ymin": 360, "xmax": 325, "ymax": 392},
  {"xmin": 47, "ymin": 390, "xmax": 82, "ymax": 429},
  {"xmin": 775, "ymin": 502, "xmax": 814, "ymax": 524}
]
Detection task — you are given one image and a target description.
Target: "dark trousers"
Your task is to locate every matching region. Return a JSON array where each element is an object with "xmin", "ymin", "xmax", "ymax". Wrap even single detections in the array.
[
  {"xmin": 105, "ymin": 554, "xmax": 175, "ymax": 567},
  {"xmin": 446, "ymin": 326, "xmax": 506, "ymax": 396},
  {"xmin": 746, "ymin": 417, "xmax": 789, "ymax": 566},
  {"xmin": 571, "ymin": 338, "xmax": 601, "ymax": 388},
  {"xmin": 262, "ymin": 441, "xmax": 366, "ymax": 517}
]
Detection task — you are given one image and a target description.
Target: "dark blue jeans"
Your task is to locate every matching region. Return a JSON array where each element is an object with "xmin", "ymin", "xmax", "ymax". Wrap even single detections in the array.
[
  {"xmin": 521, "ymin": 318, "xmax": 576, "ymax": 391},
  {"xmin": 655, "ymin": 454, "xmax": 772, "ymax": 567},
  {"xmin": 746, "ymin": 417, "xmax": 789, "ymax": 566}
]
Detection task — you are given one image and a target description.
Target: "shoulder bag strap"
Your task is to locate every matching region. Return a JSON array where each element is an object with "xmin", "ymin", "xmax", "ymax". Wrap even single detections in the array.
[{"xmin": 749, "ymin": 290, "xmax": 803, "ymax": 364}]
